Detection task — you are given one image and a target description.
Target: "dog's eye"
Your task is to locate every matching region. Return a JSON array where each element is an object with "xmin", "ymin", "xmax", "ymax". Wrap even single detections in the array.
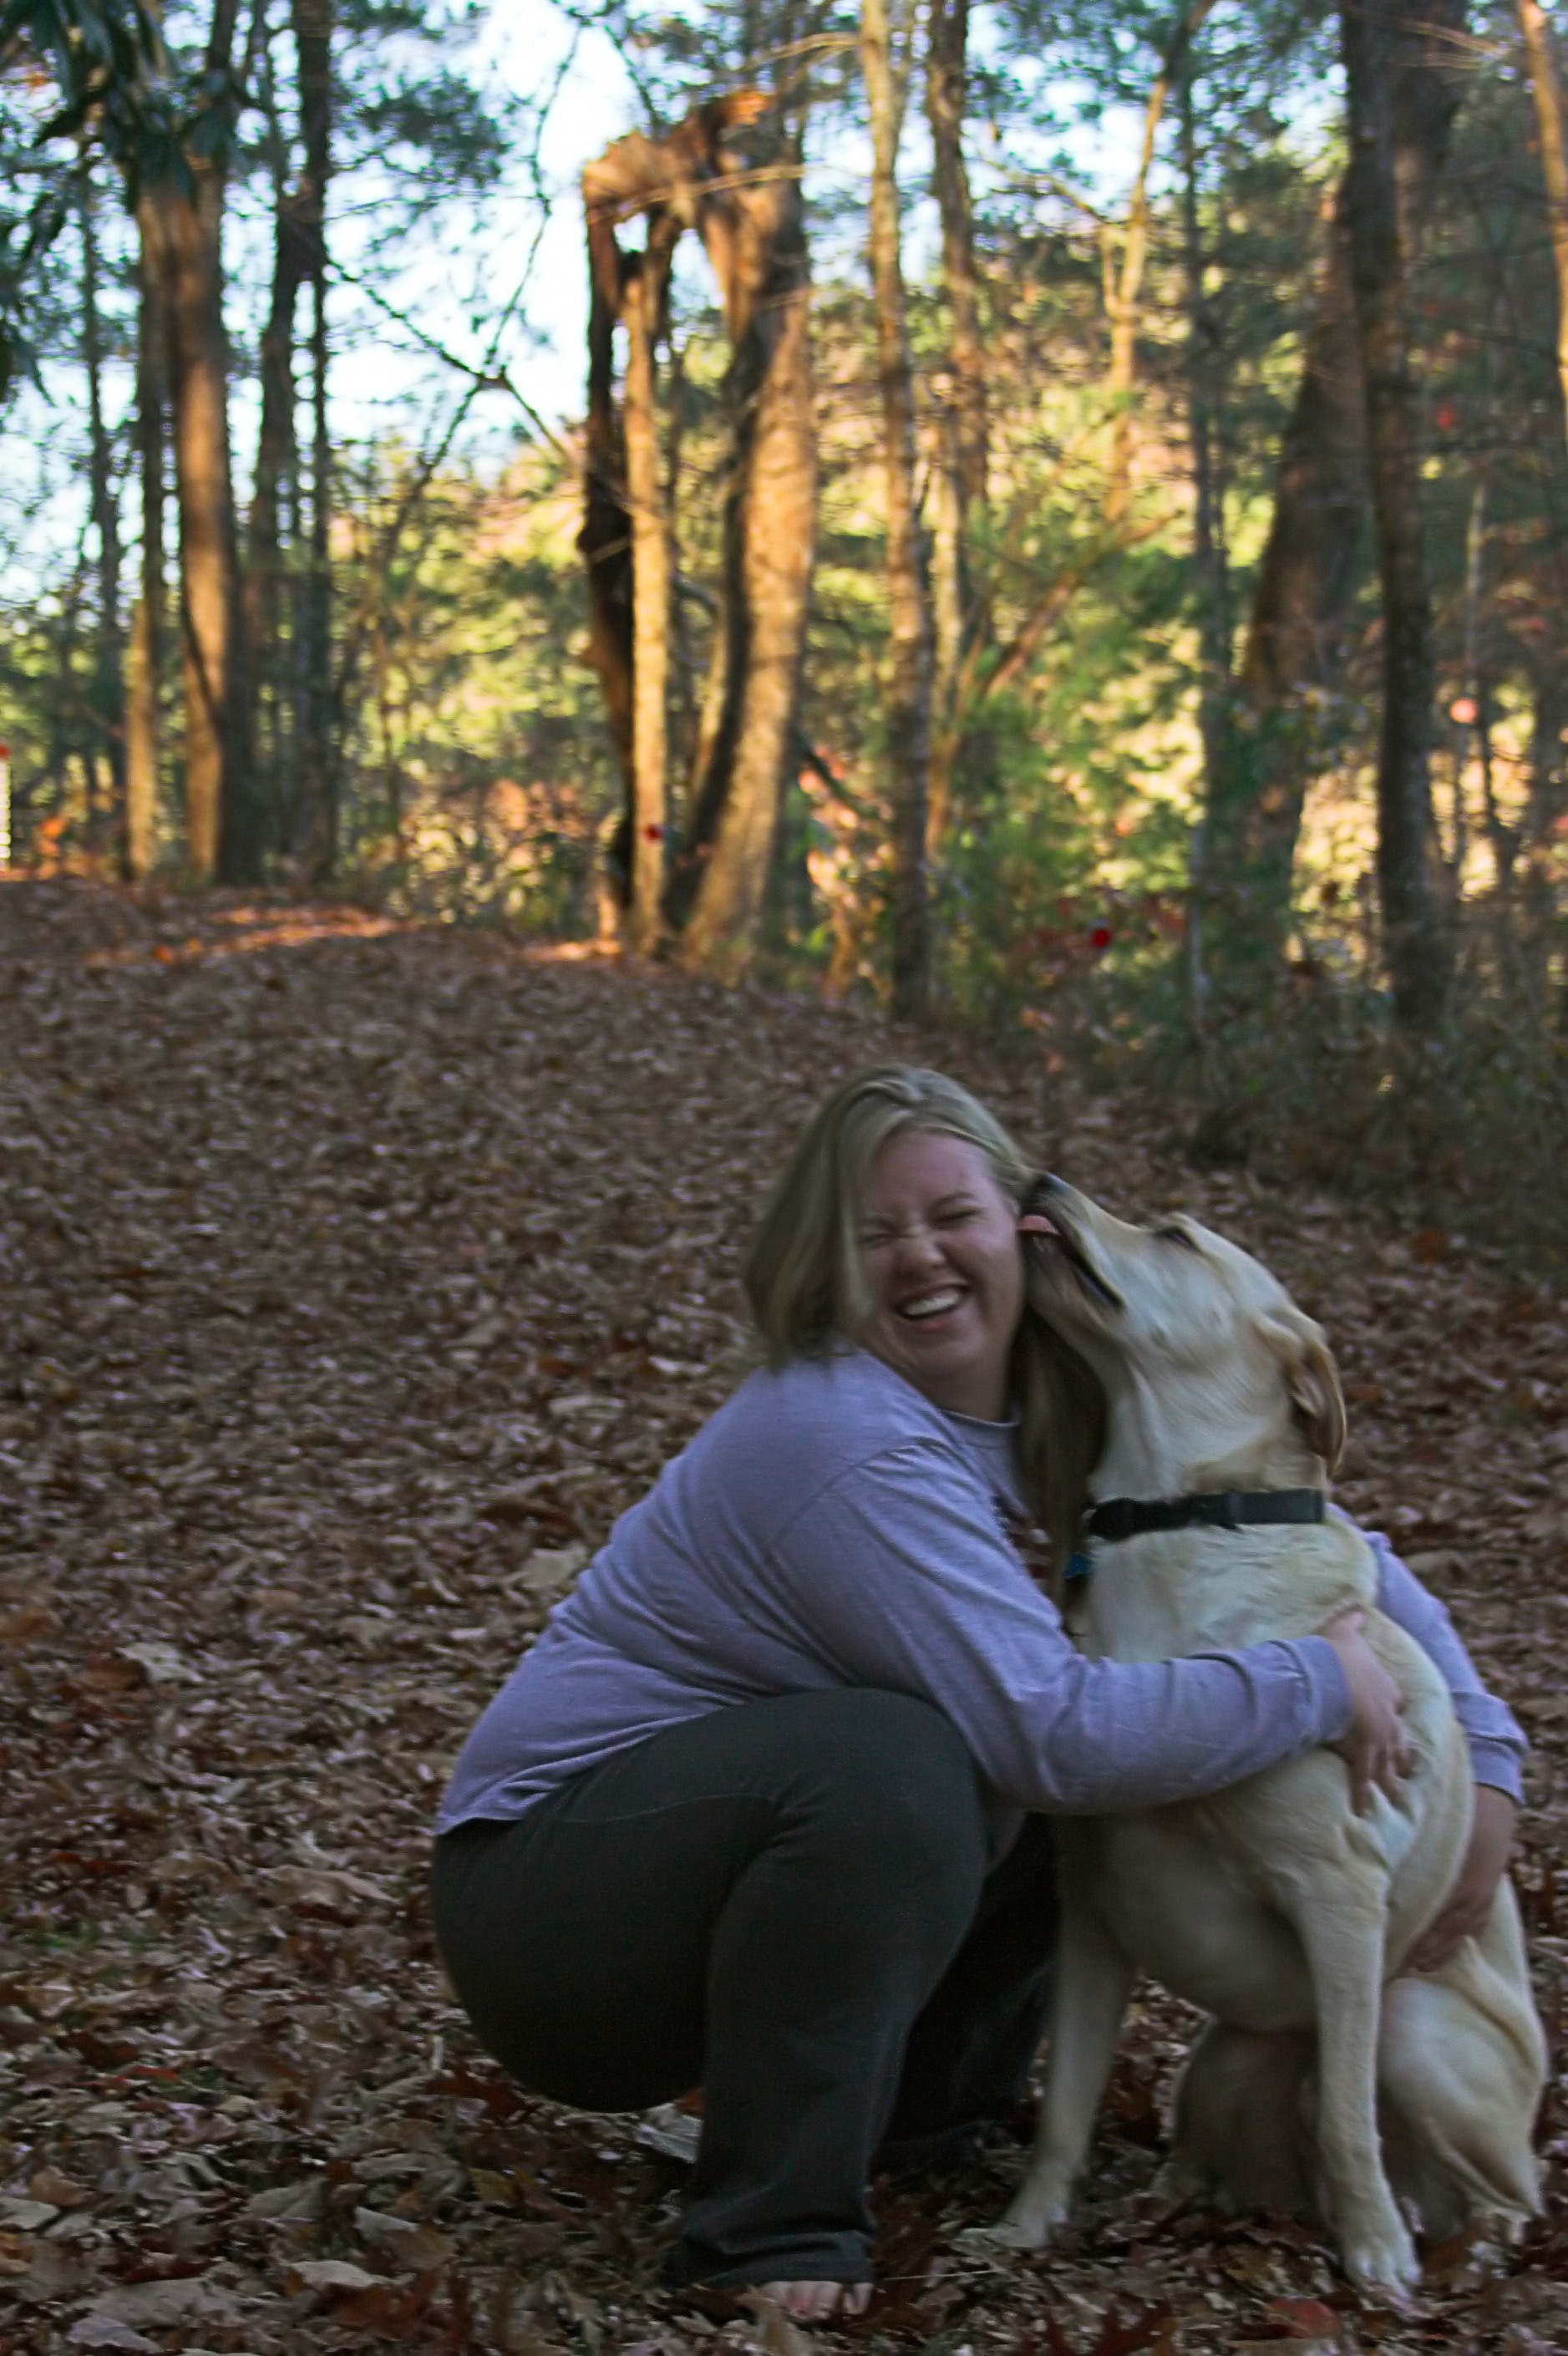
[{"xmin": 1154, "ymin": 1223, "xmax": 1200, "ymax": 1251}]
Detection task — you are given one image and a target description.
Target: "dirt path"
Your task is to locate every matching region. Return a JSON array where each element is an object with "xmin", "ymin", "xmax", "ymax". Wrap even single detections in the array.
[{"xmin": 0, "ymin": 880, "xmax": 1562, "ymax": 2353}]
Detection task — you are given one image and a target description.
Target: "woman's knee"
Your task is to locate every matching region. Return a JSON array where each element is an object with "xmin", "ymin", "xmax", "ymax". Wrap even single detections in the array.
[{"xmin": 767, "ymin": 1688, "xmax": 991, "ymax": 1892}]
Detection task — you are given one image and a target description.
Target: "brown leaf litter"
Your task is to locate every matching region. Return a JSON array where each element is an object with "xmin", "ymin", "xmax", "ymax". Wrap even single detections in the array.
[{"xmin": 0, "ymin": 877, "xmax": 1563, "ymax": 2353}]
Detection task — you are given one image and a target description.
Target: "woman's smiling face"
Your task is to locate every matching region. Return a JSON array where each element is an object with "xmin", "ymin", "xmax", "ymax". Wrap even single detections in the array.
[{"xmin": 855, "ymin": 1128, "xmax": 1025, "ymax": 1421}]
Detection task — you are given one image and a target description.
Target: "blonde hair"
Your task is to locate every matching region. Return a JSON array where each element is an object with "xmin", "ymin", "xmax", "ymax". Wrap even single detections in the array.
[
  {"xmin": 743, "ymin": 1064, "xmax": 1104, "ymax": 1564},
  {"xmin": 743, "ymin": 1064, "xmax": 1031, "ymax": 1361}
]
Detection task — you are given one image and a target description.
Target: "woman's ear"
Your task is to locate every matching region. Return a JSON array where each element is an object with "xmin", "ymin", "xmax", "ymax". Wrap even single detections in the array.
[{"xmin": 1262, "ymin": 1308, "xmax": 1347, "ymax": 1474}]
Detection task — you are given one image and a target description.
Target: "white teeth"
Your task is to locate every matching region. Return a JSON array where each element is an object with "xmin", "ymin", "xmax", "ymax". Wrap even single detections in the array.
[{"xmin": 900, "ymin": 1289, "xmax": 962, "ymax": 1320}]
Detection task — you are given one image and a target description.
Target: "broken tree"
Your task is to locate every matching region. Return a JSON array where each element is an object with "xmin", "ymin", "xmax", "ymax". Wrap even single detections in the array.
[{"xmin": 580, "ymin": 94, "xmax": 816, "ymax": 977}]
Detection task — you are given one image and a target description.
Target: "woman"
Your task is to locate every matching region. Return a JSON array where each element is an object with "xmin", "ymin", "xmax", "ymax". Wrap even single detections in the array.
[{"xmin": 431, "ymin": 1067, "xmax": 1525, "ymax": 2318}]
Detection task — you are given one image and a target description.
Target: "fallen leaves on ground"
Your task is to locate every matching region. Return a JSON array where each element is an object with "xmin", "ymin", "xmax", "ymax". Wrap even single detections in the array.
[{"xmin": 0, "ymin": 877, "xmax": 1563, "ymax": 2354}]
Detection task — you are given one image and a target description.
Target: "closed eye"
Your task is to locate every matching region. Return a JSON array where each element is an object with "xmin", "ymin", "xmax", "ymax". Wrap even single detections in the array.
[{"xmin": 1154, "ymin": 1223, "xmax": 1200, "ymax": 1251}]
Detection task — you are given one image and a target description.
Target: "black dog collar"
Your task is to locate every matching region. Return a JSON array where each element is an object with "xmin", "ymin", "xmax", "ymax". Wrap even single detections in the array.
[{"xmin": 1086, "ymin": 1489, "xmax": 1327, "ymax": 1544}]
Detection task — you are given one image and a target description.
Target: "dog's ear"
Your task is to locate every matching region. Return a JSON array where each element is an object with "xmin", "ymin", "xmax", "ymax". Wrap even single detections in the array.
[
  {"xmin": 1013, "ymin": 1307, "xmax": 1107, "ymax": 1604},
  {"xmin": 1017, "ymin": 1175, "xmax": 1063, "ymax": 1322},
  {"xmin": 1262, "ymin": 1307, "xmax": 1346, "ymax": 1474}
]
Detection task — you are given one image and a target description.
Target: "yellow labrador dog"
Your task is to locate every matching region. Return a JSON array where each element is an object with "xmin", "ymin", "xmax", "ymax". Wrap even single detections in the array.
[{"xmin": 996, "ymin": 1180, "xmax": 1543, "ymax": 2300}]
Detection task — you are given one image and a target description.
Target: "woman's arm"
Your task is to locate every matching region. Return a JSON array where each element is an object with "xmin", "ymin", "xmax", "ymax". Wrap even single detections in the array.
[
  {"xmin": 770, "ymin": 1442, "xmax": 1366, "ymax": 1815},
  {"xmin": 1407, "ymin": 1785, "xmax": 1518, "ymax": 1968},
  {"xmin": 1354, "ymin": 1521, "xmax": 1526, "ymax": 1966},
  {"xmin": 1357, "ymin": 1521, "xmax": 1527, "ymax": 1803}
]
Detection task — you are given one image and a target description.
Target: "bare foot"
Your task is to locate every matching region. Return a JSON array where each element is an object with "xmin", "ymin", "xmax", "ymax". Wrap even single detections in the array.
[{"xmin": 754, "ymin": 2282, "xmax": 872, "ymax": 2323}]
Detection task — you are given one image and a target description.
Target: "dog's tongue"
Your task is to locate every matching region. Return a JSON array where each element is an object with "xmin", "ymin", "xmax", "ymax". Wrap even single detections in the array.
[{"xmin": 1017, "ymin": 1214, "xmax": 1058, "ymax": 1237}]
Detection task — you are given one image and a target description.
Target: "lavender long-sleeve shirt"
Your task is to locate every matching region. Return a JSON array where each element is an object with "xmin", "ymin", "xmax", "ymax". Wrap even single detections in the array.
[{"xmin": 437, "ymin": 1348, "xmax": 1525, "ymax": 1831}]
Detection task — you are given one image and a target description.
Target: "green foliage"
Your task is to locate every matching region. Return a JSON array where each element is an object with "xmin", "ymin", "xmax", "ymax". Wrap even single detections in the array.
[
  {"xmin": 332, "ymin": 444, "xmax": 619, "ymax": 931},
  {"xmin": 4, "ymin": 0, "xmax": 1568, "ymax": 1253},
  {"xmin": 0, "ymin": 0, "xmax": 163, "ymax": 394},
  {"xmin": 937, "ymin": 551, "xmax": 1197, "ymax": 1027}
]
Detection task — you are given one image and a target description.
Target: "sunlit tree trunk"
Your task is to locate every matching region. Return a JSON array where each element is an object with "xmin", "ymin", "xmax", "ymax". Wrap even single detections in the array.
[
  {"xmin": 160, "ymin": 0, "xmax": 256, "ymax": 884},
  {"xmin": 622, "ymin": 236, "xmax": 674, "ymax": 954},
  {"xmin": 1225, "ymin": 180, "xmax": 1364, "ymax": 920},
  {"xmin": 580, "ymin": 143, "xmax": 638, "ymax": 912},
  {"xmin": 125, "ymin": 190, "xmax": 169, "ymax": 881},
  {"xmin": 244, "ymin": 25, "xmax": 309, "ymax": 860},
  {"xmin": 581, "ymin": 97, "xmax": 814, "ymax": 973},
  {"xmin": 1342, "ymin": 0, "xmax": 1453, "ymax": 1033},
  {"xmin": 1101, "ymin": 0, "xmax": 1216, "ymax": 526},
  {"xmin": 1103, "ymin": 83, "xmax": 1163, "ymax": 529},
  {"xmin": 164, "ymin": 164, "xmax": 245, "ymax": 882},
  {"xmin": 925, "ymin": 0, "xmax": 985, "ymax": 859},
  {"xmin": 926, "ymin": 0, "xmax": 986, "ymax": 517},
  {"xmin": 926, "ymin": 439, "xmax": 963, "ymax": 858},
  {"xmin": 862, "ymin": 0, "xmax": 932, "ymax": 1018},
  {"xmin": 294, "ymin": 0, "xmax": 334, "ymax": 881},
  {"xmin": 677, "ymin": 135, "xmax": 816, "ymax": 974},
  {"xmin": 79, "ymin": 178, "xmax": 126, "ymax": 863}
]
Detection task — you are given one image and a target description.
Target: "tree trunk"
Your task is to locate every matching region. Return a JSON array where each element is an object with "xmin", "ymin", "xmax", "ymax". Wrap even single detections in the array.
[
  {"xmin": 580, "ymin": 154, "xmax": 636, "ymax": 911},
  {"xmin": 243, "ymin": 42, "xmax": 310, "ymax": 858},
  {"xmin": 925, "ymin": 0, "xmax": 985, "ymax": 859},
  {"xmin": 926, "ymin": 0, "xmax": 985, "ymax": 511},
  {"xmin": 1102, "ymin": 0, "xmax": 1217, "ymax": 526},
  {"xmin": 1103, "ymin": 76, "xmax": 1165, "ymax": 528},
  {"xmin": 1219, "ymin": 175, "xmax": 1365, "ymax": 947},
  {"xmin": 293, "ymin": 0, "xmax": 334, "ymax": 881},
  {"xmin": 125, "ymin": 190, "xmax": 169, "ymax": 882},
  {"xmin": 162, "ymin": 0, "xmax": 255, "ymax": 885},
  {"xmin": 1506, "ymin": 0, "xmax": 1568, "ymax": 884},
  {"xmin": 622, "ymin": 237, "xmax": 674, "ymax": 954},
  {"xmin": 79, "ymin": 177, "xmax": 126, "ymax": 866},
  {"xmin": 164, "ymin": 165, "xmax": 245, "ymax": 883},
  {"xmin": 1506, "ymin": 6, "xmax": 1568, "ymax": 975},
  {"xmin": 1207, "ymin": 0, "xmax": 1469, "ymax": 984},
  {"xmin": 1179, "ymin": 64, "xmax": 1229, "ymax": 1038},
  {"xmin": 1341, "ymin": 0, "xmax": 1454, "ymax": 1033},
  {"xmin": 676, "ymin": 161, "xmax": 815, "ymax": 975},
  {"xmin": 926, "ymin": 434, "xmax": 963, "ymax": 857},
  {"xmin": 581, "ymin": 94, "xmax": 806, "ymax": 961},
  {"xmin": 1453, "ymin": 467, "xmax": 1483, "ymax": 882},
  {"xmin": 1520, "ymin": 0, "xmax": 1568, "ymax": 440},
  {"xmin": 861, "ymin": 0, "xmax": 932, "ymax": 1018}
]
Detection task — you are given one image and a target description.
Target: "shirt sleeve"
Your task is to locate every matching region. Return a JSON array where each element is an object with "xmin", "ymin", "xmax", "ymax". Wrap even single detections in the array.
[
  {"xmin": 1355, "ymin": 1521, "xmax": 1527, "ymax": 1804},
  {"xmin": 765, "ymin": 1441, "xmax": 1352, "ymax": 1815}
]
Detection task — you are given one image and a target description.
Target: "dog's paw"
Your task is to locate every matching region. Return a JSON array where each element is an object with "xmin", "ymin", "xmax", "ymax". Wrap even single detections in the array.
[
  {"xmin": 1150, "ymin": 2155, "xmax": 1203, "ymax": 2206},
  {"xmin": 1474, "ymin": 2204, "xmax": 1534, "ymax": 2250},
  {"xmin": 987, "ymin": 2186, "xmax": 1072, "ymax": 2252},
  {"xmin": 1341, "ymin": 2210, "xmax": 1421, "ymax": 2304}
]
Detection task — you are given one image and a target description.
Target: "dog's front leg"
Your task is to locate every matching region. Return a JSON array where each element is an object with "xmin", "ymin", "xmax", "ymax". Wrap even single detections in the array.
[
  {"xmin": 993, "ymin": 1865, "xmax": 1137, "ymax": 2249},
  {"xmin": 1294, "ymin": 1889, "xmax": 1419, "ymax": 2300}
]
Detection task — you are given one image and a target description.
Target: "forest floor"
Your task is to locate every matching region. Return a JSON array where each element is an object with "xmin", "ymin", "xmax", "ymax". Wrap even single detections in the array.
[{"xmin": 0, "ymin": 876, "xmax": 1564, "ymax": 2356}]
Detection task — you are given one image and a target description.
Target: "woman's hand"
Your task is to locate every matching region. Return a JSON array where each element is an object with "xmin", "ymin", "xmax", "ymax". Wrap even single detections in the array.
[
  {"xmin": 1321, "ymin": 1608, "xmax": 1410, "ymax": 1811},
  {"xmin": 1407, "ymin": 1785, "xmax": 1517, "ymax": 1971}
]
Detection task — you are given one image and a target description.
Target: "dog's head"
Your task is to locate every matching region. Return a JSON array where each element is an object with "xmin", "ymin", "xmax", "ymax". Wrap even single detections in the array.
[{"xmin": 1020, "ymin": 1177, "xmax": 1345, "ymax": 1495}]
